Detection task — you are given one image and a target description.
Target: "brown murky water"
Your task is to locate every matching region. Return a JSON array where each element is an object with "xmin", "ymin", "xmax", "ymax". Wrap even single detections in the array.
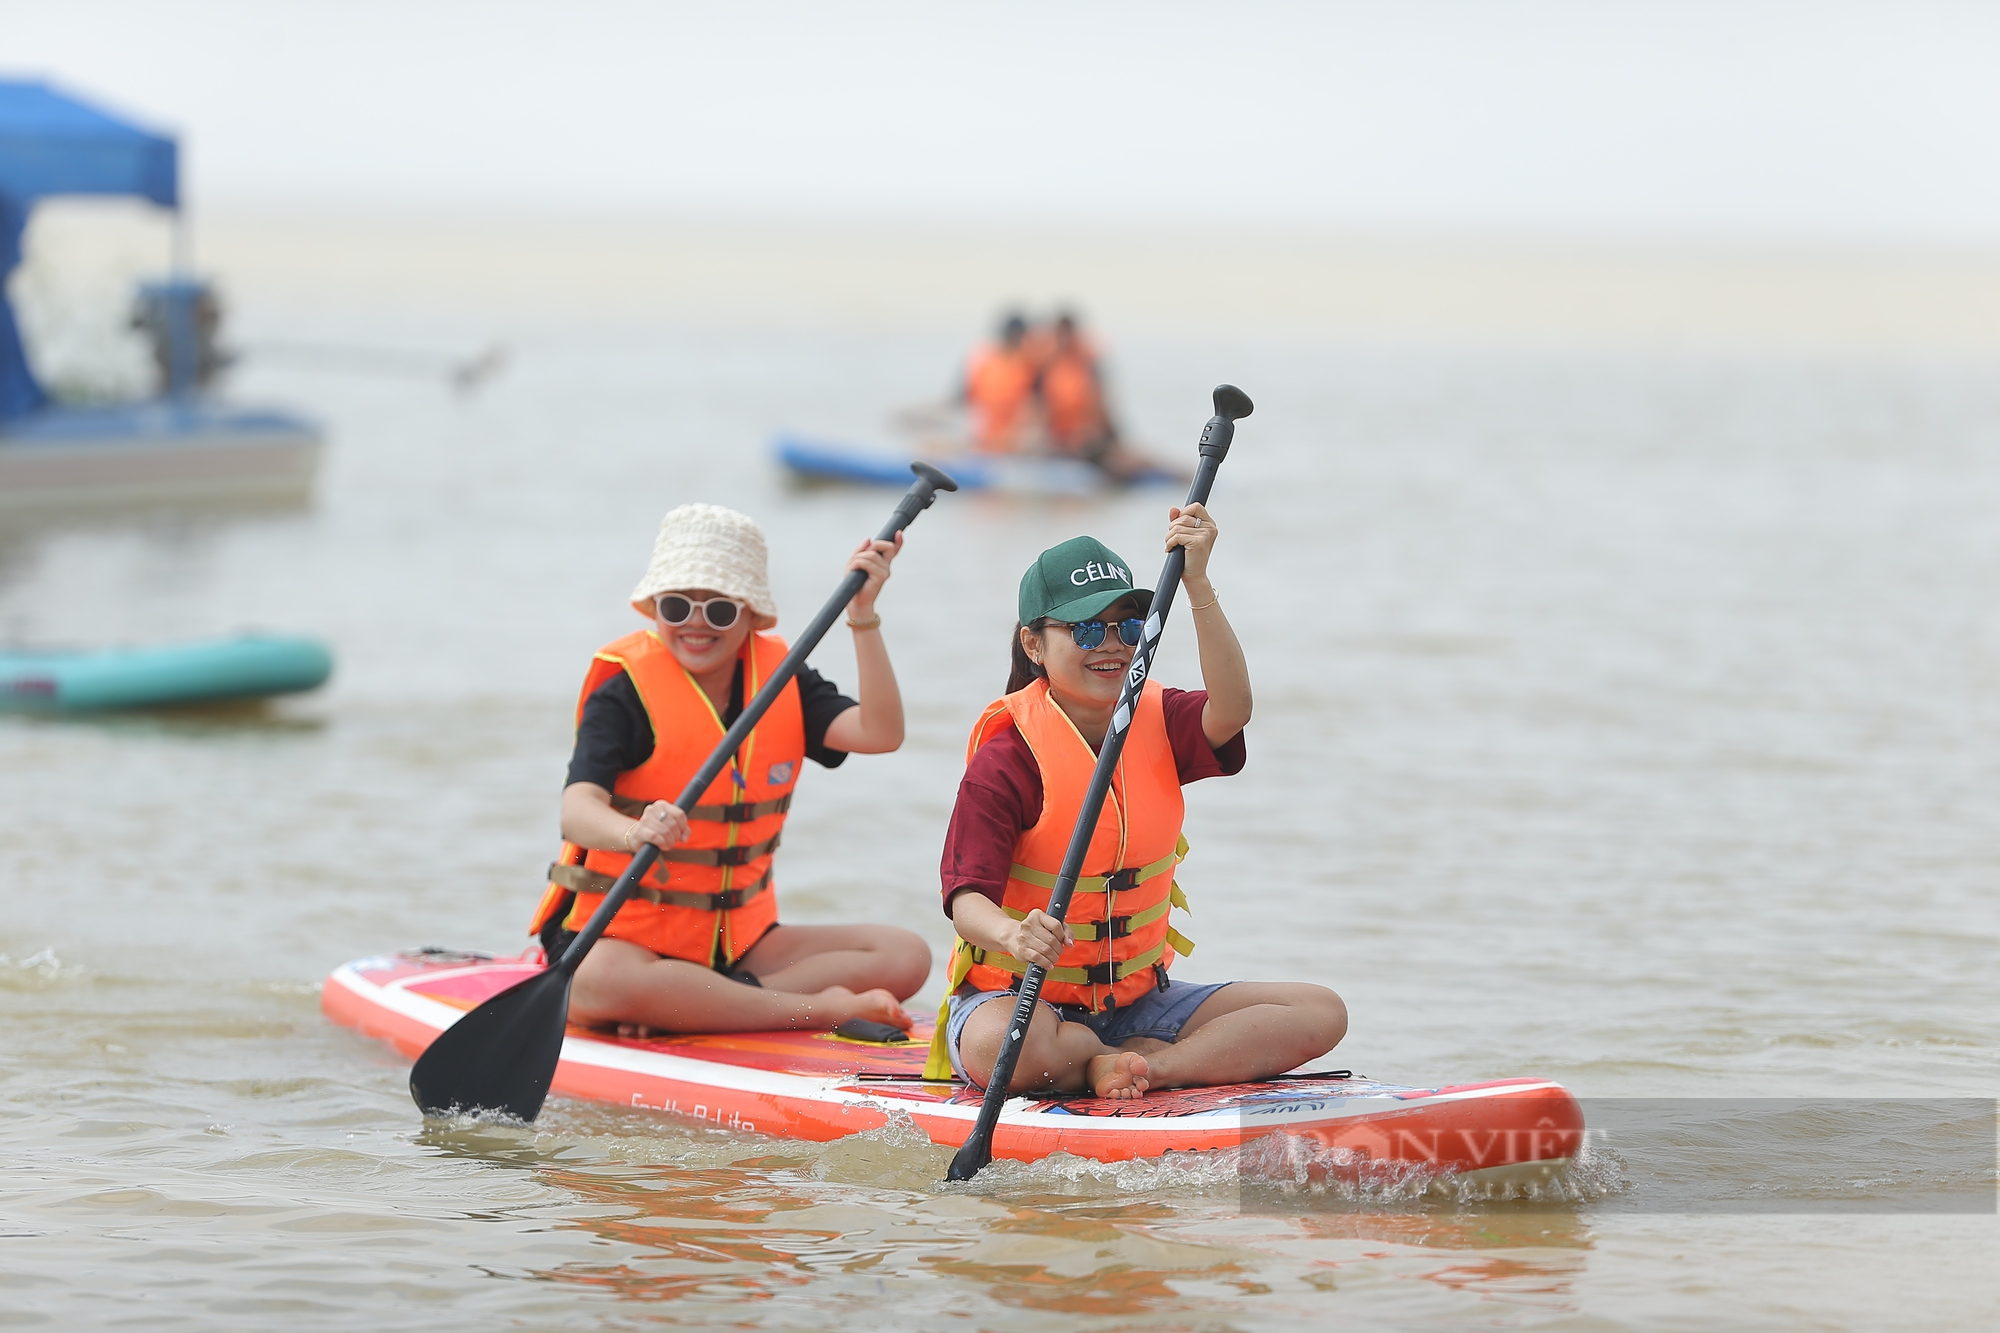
[{"xmin": 3, "ymin": 268, "xmax": 1997, "ymax": 1327}]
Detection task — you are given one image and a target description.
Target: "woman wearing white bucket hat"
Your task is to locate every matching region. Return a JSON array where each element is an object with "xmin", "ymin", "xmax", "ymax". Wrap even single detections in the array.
[{"xmin": 528, "ymin": 503, "xmax": 927, "ymax": 1036}]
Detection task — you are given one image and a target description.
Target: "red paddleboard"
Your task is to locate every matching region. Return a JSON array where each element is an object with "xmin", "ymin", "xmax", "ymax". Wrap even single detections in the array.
[{"xmin": 325, "ymin": 949, "xmax": 1585, "ymax": 1183}]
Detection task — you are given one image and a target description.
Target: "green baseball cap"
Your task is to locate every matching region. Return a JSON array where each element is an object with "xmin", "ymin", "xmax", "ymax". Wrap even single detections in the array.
[{"xmin": 1018, "ymin": 536, "xmax": 1153, "ymax": 624}]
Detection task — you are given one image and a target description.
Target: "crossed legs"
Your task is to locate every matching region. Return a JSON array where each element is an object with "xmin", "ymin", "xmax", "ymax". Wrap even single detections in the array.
[
  {"xmin": 570, "ymin": 923, "xmax": 930, "ymax": 1037},
  {"xmin": 954, "ymin": 981, "xmax": 1348, "ymax": 1099}
]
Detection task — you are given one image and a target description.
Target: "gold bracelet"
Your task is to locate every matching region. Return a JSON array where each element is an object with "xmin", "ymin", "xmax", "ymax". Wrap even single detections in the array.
[
  {"xmin": 1187, "ymin": 588, "xmax": 1220, "ymax": 611},
  {"xmin": 622, "ymin": 820, "xmax": 643, "ymax": 852},
  {"xmin": 846, "ymin": 613, "xmax": 882, "ymax": 631}
]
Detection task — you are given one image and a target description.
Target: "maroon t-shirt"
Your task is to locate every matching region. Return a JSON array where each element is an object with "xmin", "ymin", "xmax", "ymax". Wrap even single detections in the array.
[{"xmin": 940, "ymin": 687, "xmax": 1246, "ymax": 916}]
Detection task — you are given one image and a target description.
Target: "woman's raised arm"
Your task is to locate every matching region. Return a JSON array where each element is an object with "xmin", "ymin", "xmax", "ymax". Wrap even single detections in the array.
[
  {"xmin": 823, "ymin": 532, "xmax": 907, "ymax": 754},
  {"xmin": 1167, "ymin": 502, "xmax": 1251, "ymax": 747}
]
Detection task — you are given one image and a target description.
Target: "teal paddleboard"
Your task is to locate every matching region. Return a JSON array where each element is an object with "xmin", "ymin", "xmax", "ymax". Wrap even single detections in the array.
[{"xmin": 0, "ymin": 633, "xmax": 333, "ymax": 712}]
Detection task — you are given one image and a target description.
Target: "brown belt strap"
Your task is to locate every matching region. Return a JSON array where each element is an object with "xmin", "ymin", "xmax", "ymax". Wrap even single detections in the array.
[
  {"xmin": 547, "ymin": 861, "xmax": 773, "ymax": 911},
  {"xmin": 610, "ymin": 792, "xmax": 793, "ymax": 823},
  {"xmin": 562, "ymin": 831, "xmax": 784, "ymax": 869},
  {"xmin": 658, "ymin": 832, "xmax": 781, "ymax": 867}
]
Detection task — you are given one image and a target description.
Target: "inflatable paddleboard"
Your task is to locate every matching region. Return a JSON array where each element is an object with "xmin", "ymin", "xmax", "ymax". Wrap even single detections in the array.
[
  {"xmin": 0, "ymin": 632, "xmax": 333, "ymax": 712},
  {"xmin": 774, "ymin": 435, "xmax": 1181, "ymax": 496},
  {"xmin": 326, "ymin": 949, "xmax": 1585, "ymax": 1181}
]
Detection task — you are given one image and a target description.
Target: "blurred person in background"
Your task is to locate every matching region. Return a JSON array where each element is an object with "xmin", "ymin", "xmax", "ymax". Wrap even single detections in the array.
[
  {"xmin": 1037, "ymin": 311, "xmax": 1107, "ymax": 456},
  {"xmin": 959, "ymin": 310, "xmax": 1040, "ymax": 453},
  {"xmin": 530, "ymin": 503, "xmax": 929, "ymax": 1037},
  {"xmin": 1037, "ymin": 310, "xmax": 1155, "ymax": 482}
]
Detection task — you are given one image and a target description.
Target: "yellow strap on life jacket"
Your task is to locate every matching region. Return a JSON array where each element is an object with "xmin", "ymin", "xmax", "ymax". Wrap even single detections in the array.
[
  {"xmin": 962, "ymin": 938, "xmax": 1168, "ymax": 987},
  {"xmin": 1003, "ymin": 894, "xmax": 1170, "ymax": 941},
  {"xmin": 923, "ymin": 836, "xmax": 1195, "ymax": 1077},
  {"xmin": 923, "ymin": 939, "xmax": 980, "ymax": 1080},
  {"xmin": 1004, "ymin": 846, "xmax": 1182, "ymax": 893},
  {"xmin": 995, "ymin": 875, "xmax": 1193, "ymax": 947}
]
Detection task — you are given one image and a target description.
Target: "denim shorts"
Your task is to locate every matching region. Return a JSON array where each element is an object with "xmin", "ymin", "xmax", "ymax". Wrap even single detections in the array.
[{"xmin": 943, "ymin": 979, "xmax": 1232, "ymax": 1081}]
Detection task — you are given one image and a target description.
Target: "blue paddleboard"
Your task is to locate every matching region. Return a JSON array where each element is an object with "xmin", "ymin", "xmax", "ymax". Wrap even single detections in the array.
[{"xmin": 774, "ymin": 435, "xmax": 1179, "ymax": 496}]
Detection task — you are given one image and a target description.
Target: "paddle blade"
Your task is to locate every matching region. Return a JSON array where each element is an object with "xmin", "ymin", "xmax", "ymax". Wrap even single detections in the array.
[
  {"xmin": 946, "ymin": 1133, "xmax": 994, "ymax": 1181},
  {"xmin": 408, "ymin": 967, "xmax": 572, "ymax": 1122}
]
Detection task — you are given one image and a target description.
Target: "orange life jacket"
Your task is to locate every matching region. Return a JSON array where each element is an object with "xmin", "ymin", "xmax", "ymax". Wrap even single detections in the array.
[
  {"xmin": 964, "ymin": 343, "xmax": 1038, "ymax": 453},
  {"xmin": 924, "ymin": 677, "xmax": 1196, "ymax": 1078},
  {"xmin": 963, "ymin": 677, "xmax": 1197, "ymax": 1001},
  {"xmin": 1019, "ymin": 323, "xmax": 1057, "ymax": 373},
  {"xmin": 1040, "ymin": 349, "xmax": 1108, "ymax": 453},
  {"xmin": 528, "ymin": 628, "xmax": 804, "ymax": 968}
]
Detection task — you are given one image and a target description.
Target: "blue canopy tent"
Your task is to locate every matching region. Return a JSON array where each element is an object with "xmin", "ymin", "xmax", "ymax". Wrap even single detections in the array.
[{"xmin": 0, "ymin": 80, "xmax": 178, "ymax": 419}]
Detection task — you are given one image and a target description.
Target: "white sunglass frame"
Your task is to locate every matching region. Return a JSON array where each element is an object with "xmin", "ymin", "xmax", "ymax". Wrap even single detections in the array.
[{"xmin": 655, "ymin": 593, "xmax": 746, "ymax": 630}]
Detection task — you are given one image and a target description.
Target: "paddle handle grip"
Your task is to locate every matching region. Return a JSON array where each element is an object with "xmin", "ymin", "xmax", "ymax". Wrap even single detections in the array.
[
  {"xmin": 948, "ymin": 386, "xmax": 1250, "ymax": 1180},
  {"xmin": 556, "ymin": 463, "xmax": 957, "ymax": 975}
]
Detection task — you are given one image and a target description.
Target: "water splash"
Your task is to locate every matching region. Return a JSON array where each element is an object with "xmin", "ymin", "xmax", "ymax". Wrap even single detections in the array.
[
  {"xmin": 809, "ymin": 1105, "xmax": 953, "ymax": 1189},
  {"xmin": 948, "ymin": 1131, "xmax": 1629, "ymax": 1210},
  {"xmin": 0, "ymin": 947, "xmax": 76, "ymax": 991}
]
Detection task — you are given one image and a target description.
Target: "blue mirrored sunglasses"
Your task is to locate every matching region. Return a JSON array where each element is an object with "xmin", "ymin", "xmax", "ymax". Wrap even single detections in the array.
[{"xmin": 1065, "ymin": 617, "xmax": 1145, "ymax": 650}]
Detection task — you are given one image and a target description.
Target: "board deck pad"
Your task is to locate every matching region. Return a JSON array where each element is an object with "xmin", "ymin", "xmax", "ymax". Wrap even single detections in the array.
[{"xmin": 325, "ymin": 949, "xmax": 1586, "ymax": 1177}]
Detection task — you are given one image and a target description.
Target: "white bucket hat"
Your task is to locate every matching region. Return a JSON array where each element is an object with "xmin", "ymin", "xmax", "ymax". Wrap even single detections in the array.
[{"xmin": 629, "ymin": 503, "xmax": 779, "ymax": 628}]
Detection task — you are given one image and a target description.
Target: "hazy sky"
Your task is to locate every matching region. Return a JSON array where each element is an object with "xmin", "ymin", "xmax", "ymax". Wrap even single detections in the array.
[{"xmin": 9, "ymin": 0, "xmax": 2000, "ymax": 244}]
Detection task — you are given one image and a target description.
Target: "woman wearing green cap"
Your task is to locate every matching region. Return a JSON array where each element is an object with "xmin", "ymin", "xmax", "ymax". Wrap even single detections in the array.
[{"xmin": 931, "ymin": 504, "xmax": 1348, "ymax": 1097}]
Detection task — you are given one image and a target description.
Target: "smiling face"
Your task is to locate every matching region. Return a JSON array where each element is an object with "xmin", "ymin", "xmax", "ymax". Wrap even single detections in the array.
[
  {"xmin": 654, "ymin": 587, "xmax": 755, "ymax": 678},
  {"xmin": 1023, "ymin": 594, "xmax": 1145, "ymax": 715}
]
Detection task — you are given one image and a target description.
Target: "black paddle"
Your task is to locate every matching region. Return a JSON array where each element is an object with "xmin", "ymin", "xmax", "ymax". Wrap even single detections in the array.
[
  {"xmin": 411, "ymin": 462, "xmax": 959, "ymax": 1122},
  {"xmin": 946, "ymin": 385, "xmax": 1252, "ymax": 1182}
]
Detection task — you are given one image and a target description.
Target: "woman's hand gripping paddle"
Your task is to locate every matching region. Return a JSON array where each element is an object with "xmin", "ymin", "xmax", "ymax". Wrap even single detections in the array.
[
  {"xmin": 410, "ymin": 463, "xmax": 959, "ymax": 1122},
  {"xmin": 946, "ymin": 386, "xmax": 1252, "ymax": 1182}
]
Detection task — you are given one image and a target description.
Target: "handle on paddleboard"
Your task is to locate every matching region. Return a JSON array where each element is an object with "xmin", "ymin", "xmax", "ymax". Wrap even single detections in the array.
[
  {"xmin": 946, "ymin": 386, "xmax": 1250, "ymax": 1182},
  {"xmin": 410, "ymin": 462, "xmax": 958, "ymax": 1122}
]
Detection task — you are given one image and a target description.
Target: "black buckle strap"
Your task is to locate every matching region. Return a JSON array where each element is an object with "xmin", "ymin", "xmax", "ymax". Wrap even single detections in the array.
[
  {"xmin": 612, "ymin": 792, "xmax": 794, "ymax": 823},
  {"xmin": 632, "ymin": 869, "xmax": 773, "ymax": 911},
  {"xmin": 547, "ymin": 860, "xmax": 775, "ymax": 908},
  {"xmin": 973, "ymin": 950, "xmax": 1122, "ymax": 988},
  {"xmin": 664, "ymin": 885, "xmax": 755, "ymax": 910},
  {"xmin": 659, "ymin": 832, "xmax": 781, "ymax": 867},
  {"xmin": 690, "ymin": 792, "xmax": 794, "ymax": 823},
  {"xmin": 1102, "ymin": 867, "xmax": 1142, "ymax": 892}
]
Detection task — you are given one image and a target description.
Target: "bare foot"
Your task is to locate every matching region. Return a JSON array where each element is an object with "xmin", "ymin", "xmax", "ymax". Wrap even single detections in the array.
[
  {"xmin": 1088, "ymin": 1050, "xmax": 1150, "ymax": 1099},
  {"xmin": 824, "ymin": 984, "xmax": 916, "ymax": 1024}
]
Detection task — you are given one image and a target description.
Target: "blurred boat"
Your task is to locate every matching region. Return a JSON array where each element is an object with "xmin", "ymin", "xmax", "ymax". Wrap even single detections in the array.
[
  {"xmin": 775, "ymin": 434, "xmax": 1180, "ymax": 496},
  {"xmin": 0, "ymin": 632, "xmax": 333, "ymax": 712},
  {"xmin": 0, "ymin": 80, "xmax": 321, "ymax": 513},
  {"xmin": 0, "ymin": 400, "xmax": 320, "ymax": 511}
]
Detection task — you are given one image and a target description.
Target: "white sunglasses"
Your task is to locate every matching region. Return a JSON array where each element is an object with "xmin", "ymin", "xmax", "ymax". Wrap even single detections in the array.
[{"xmin": 655, "ymin": 594, "xmax": 744, "ymax": 629}]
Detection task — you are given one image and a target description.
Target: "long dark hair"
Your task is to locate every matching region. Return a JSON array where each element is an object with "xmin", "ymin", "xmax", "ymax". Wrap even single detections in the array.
[{"xmin": 1007, "ymin": 618, "xmax": 1049, "ymax": 693}]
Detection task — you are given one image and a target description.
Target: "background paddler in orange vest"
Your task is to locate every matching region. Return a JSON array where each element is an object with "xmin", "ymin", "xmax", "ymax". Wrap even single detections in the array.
[
  {"xmin": 959, "ymin": 311, "xmax": 1040, "ymax": 454},
  {"xmin": 933, "ymin": 517, "xmax": 1348, "ymax": 1097},
  {"xmin": 1034, "ymin": 309, "xmax": 1161, "ymax": 484},
  {"xmin": 1036, "ymin": 310, "xmax": 1109, "ymax": 459},
  {"xmin": 530, "ymin": 502, "xmax": 929, "ymax": 1037}
]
